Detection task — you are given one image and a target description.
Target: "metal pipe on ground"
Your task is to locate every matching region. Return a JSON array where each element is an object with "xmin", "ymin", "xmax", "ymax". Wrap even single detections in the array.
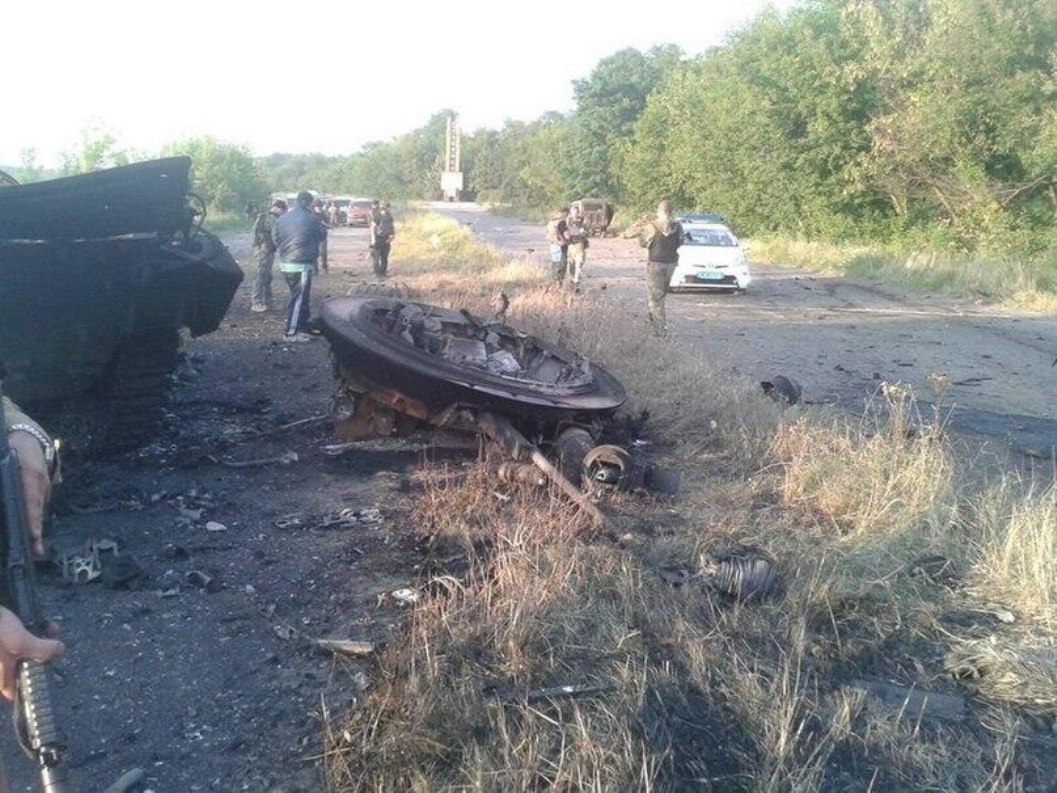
[{"xmin": 475, "ymin": 411, "xmax": 606, "ymax": 528}]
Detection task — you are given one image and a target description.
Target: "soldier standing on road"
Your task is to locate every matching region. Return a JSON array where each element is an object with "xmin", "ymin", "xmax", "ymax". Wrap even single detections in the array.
[
  {"xmin": 640, "ymin": 199, "xmax": 683, "ymax": 336},
  {"xmin": 312, "ymin": 200, "xmax": 330, "ymax": 273},
  {"xmin": 273, "ymin": 191, "xmax": 327, "ymax": 342},
  {"xmin": 546, "ymin": 207, "xmax": 571, "ymax": 284},
  {"xmin": 370, "ymin": 201, "xmax": 396, "ymax": 277},
  {"xmin": 565, "ymin": 205, "xmax": 589, "ymax": 292},
  {"xmin": 250, "ymin": 199, "xmax": 287, "ymax": 313}
]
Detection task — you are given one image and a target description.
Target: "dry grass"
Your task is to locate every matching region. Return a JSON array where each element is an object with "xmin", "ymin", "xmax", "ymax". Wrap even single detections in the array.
[
  {"xmin": 506, "ymin": 290, "xmax": 783, "ymax": 472},
  {"xmin": 389, "ymin": 212, "xmax": 546, "ymax": 293},
  {"xmin": 764, "ymin": 384, "xmax": 961, "ymax": 586},
  {"xmin": 321, "ymin": 212, "xmax": 1054, "ymax": 791},
  {"xmin": 748, "ymin": 237, "xmax": 1057, "ymax": 314},
  {"xmin": 969, "ymin": 481, "xmax": 1057, "ymax": 629}
]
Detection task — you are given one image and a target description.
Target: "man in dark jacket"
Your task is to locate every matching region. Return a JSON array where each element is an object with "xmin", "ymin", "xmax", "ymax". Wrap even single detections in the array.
[
  {"xmin": 640, "ymin": 199, "xmax": 683, "ymax": 336},
  {"xmin": 273, "ymin": 191, "xmax": 327, "ymax": 342}
]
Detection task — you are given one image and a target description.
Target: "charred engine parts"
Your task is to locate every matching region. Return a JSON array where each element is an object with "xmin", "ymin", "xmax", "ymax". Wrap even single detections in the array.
[
  {"xmin": 317, "ymin": 297, "xmax": 688, "ymax": 524},
  {"xmin": 699, "ymin": 549, "xmax": 779, "ymax": 600},
  {"xmin": 582, "ymin": 444, "xmax": 681, "ymax": 496}
]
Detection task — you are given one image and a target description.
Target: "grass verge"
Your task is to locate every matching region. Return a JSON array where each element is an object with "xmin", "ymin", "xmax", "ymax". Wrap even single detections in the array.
[
  {"xmin": 748, "ymin": 236, "xmax": 1057, "ymax": 313},
  {"xmin": 321, "ymin": 213, "xmax": 1056, "ymax": 791}
]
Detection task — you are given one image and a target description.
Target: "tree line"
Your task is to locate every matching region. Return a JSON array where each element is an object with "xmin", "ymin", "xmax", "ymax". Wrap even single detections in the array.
[{"xmin": 15, "ymin": 0, "xmax": 1056, "ymax": 254}]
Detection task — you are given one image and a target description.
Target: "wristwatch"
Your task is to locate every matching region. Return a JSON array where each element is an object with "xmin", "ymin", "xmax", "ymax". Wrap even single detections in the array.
[{"xmin": 8, "ymin": 422, "xmax": 58, "ymax": 475}]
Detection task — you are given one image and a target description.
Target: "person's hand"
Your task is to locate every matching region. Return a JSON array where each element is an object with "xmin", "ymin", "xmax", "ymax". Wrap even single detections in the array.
[
  {"xmin": 0, "ymin": 607, "xmax": 63, "ymax": 702},
  {"xmin": 7, "ymin": 430, "xmax": 51, "ymax": 558}
]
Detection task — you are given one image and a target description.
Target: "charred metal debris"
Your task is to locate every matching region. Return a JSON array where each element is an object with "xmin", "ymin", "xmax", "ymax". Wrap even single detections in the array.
[{"xmin": 315, "ymin": 297, "xmax": 679, "ymax": 525}]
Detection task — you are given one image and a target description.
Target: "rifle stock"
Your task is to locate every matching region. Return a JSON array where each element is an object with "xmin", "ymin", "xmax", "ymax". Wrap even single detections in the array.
[{"xmin": 0, "ymin": 379, "xmax": 70, "ymax": 793}]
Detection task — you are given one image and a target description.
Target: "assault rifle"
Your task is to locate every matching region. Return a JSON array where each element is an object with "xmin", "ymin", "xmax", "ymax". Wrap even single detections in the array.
[{"xmin": 0, "ymin": 368, "xmax": 70, "ymax": 792}]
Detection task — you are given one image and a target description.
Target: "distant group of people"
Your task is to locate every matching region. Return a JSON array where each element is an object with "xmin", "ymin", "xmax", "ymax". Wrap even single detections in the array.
[
  {"xmin": 547, "ymin": 198, "xmax": 683, "ymax": 335},
  {"xmin": 247, "ymin": 196, "xmax": 396, "ymax": 343},
  {"xmin": 250, "ymin": 192, "xmax": 679, "ymax": 341}
]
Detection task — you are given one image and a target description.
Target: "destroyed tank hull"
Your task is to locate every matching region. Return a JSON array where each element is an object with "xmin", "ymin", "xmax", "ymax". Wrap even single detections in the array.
[
  {"xmin": 0, "ymin": 157, "xmax": 243, "ymax": 454},
  {"xmin": 318, "ymin": 297, "xmax": 625, "ymax": 430}
]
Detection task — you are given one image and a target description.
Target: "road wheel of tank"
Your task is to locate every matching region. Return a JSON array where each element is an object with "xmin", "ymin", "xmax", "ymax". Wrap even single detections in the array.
[
  {"xmin": 554, "ymin": 427, "xmax": 595, "ymax": 486},
  {"xmin": 89, "ymin": 330, "xmax": 181, "ymax": 455}
]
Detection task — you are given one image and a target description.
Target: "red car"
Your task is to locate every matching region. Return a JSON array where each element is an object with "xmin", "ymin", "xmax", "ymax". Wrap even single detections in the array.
[{"xmin": 346, "ymin": 199, "xmax": 375, "ymax": 227}]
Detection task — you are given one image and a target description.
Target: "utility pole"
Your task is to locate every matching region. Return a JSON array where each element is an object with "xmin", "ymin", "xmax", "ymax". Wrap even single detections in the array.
[{"xmin": 441, "ymin": 112, "xmax": 463, "ymax": 202}]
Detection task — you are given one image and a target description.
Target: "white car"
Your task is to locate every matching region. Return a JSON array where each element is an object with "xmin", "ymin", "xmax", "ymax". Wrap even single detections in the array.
[{"xmin": 669, "ymin": 222, "xmax": 751, "ymax": 293}]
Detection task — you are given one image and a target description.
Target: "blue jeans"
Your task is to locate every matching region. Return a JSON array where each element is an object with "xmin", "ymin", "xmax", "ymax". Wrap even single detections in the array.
[{"xmin": 283, "ymin": 268, "xmax": 313, "ymax": 335}]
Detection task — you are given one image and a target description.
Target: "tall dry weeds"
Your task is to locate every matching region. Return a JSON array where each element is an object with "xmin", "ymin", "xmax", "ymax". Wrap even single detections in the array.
[{"xmin": 319, "ymin": 212, "xmax": 1047, "ymax": 792}]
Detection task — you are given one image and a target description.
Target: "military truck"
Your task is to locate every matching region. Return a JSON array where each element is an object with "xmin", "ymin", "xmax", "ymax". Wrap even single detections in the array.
[
  {"xmin": 570, "ymin": 199, "xmax": 616, "ymax": 236},
  {"xmin": 0, "ymin": 157, "xmax": 243, "ymax": 454}
]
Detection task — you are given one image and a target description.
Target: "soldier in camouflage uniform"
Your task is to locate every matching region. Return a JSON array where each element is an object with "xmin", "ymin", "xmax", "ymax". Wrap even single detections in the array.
[
  {"xmin": 370, "ymin": 202, "xmax": 396, "ymax": 277},
  {"xmin": 640, "ymin": 199, "xmax": 683, "ymax": 336},
  {"xmin": 313, "ymin": 200, "xmax": 329, "ymax": 273},
  {"xmin": 251, "ymin": 199, "xmax": 287, "ymax": 312}
]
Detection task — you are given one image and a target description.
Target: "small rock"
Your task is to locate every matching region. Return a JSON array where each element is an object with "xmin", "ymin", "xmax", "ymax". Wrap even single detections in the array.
[
  {"xmin": 850, "ymin": 678, "xmax": 966, "ymax": 721},
  {"xmin": 186, "ymin": 570, "xmax": 223, "ymax": 594},
  {"xmin": 158, "ymin": 543, "xmax": 190, "ymax": 562},
  {"xmin": 205, "ymin": 521, "xmax": 227, "ymax": 533}
]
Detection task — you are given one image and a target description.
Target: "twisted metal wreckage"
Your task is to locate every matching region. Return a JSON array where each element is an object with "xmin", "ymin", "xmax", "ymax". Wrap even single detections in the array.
[
  {"xmin": 315, "ymin": 296, "xmax": 679, "ymax": 526},
  {"xmin": 0, "ymin": 157, "xmax": 243, "ymax": 454}
]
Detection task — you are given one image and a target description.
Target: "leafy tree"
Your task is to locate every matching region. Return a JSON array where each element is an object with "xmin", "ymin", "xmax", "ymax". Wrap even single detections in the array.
[
  {"xmin": 568, "ymin": 45, "xmax": 684, "ymax": 201},
  {"xmin": 13, "ymin": 149, "xmax": 45, "ymax": 183},
  {"xmin": 162, "ymin": 138, "xmax": 268, "ymax": 215},
  {"xmin": 850, "ymin": 0, "xmax": 1057, "ymax": 247},
  {"xmin": 61, "ymin": 125, "xmax": 131, "ymax": 175}
]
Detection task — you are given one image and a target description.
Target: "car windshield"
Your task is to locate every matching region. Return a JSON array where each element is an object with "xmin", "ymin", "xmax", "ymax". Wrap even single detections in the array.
[{"xmin": 683, "ymin": 228, "xmax": 736, "ymax": 247}]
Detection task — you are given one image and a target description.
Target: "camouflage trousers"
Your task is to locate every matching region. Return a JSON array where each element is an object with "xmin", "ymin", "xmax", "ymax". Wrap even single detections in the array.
[
  {"xmin": 252, "ymin": 246, "xmax": 276, "ymax": 309},
  {"xmin": 646, "ymin": 262, "xmax": 676, "ymax": 335},
  {"xmin": 566, "ymin": 243, "xmax": 587, "ymax": 288}
]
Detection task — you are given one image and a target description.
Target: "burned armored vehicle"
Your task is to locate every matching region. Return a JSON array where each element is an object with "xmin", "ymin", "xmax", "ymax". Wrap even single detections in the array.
[
  {"xmin": 319, "ymin": 296, "xmax": 625, "ymax": 435},
  {"xmin": 0, "ymin": 157, "xmax": 243, "ymax": 454},
  {"xmin": 317, "ymin": 296, "xmax": 654, "ymax": 525}
]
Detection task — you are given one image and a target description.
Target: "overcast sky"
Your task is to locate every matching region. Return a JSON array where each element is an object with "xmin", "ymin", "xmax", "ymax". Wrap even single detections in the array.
[{"xmin": 4, "ymin": 0, "xmax": 796, "ymax": 169}]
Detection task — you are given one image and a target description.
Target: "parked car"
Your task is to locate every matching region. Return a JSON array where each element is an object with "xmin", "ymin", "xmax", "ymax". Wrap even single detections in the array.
[
  {"xmin": 346, "ymin": 198, "xmax": 375, "ymax": 227},
  {"xmin": 570, "ymin": 199, "xmax": 615, "ymax": 236},
  {"xmin": 676, "ymin": 212, "xmax": 726, "ymax": 225},
  {"xmin": 669, "ymin": 222, "xmax": 751, "ymax": 293}
]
